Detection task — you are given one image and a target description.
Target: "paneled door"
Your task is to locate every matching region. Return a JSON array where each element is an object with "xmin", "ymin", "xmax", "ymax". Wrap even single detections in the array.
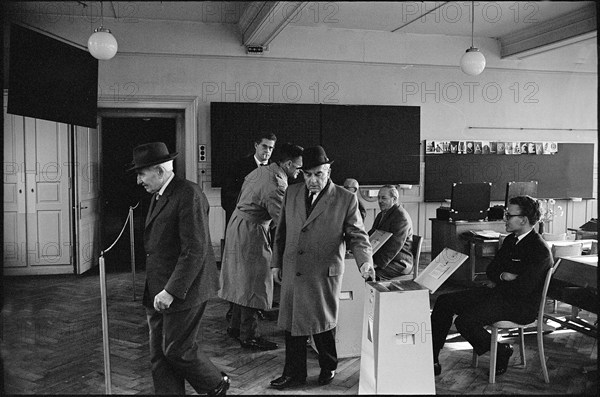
[
  {"xmin": 74, "ymin": 125, "xmax": 101, "ymax": 274},
  {"xmin": 3, "ymin": 96, "xmax": 72, "ymax": 275}
]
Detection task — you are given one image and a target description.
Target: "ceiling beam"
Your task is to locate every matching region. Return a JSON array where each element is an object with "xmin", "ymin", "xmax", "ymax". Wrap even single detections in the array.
[
  {"xmin": 238, "ymin": 1, "xmax": 308, "ymax": 48},
  {"xmin": 500, "ymin": 3, "xmax": 597, "ymax": 59}
]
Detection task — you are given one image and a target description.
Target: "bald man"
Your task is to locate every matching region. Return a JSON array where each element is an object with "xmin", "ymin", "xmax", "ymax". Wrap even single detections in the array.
[{"xmin": 343, "ymin": 178, "xmax": 366, "ymax": 220}]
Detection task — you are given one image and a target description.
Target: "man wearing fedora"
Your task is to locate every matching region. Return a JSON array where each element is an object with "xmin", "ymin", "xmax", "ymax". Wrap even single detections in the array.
[
  {"xmin": 129, "ymin": 142, "xmax": 229, "ymax": 395},
  {"xmin": 270, "ymin": 145, "xmax": 375, "ymax": 389}
]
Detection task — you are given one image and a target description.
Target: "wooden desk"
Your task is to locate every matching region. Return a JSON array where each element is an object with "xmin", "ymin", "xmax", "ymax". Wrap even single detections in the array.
[
  {"xmin": 547, "ymin": 255, "xmax": 598, "ymax": 338},
  {"xmin": 430, "ymin": 219, "xmax": 506, "ymax": 284},
  {"xmin": 568, "ymin": 228, "xmax": 598, "ymax": 240}
]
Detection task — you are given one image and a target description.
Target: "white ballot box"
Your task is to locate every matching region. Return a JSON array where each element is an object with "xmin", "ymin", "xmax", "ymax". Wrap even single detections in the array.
[
  {"xmin": 359, "ymin": 248, "xmax": 468, "ymax": 395},
  {"xmin": 336, "ymin": 257, "xmax": 367, "ymax": 358},
  {"xmin": 311, "ymin": 256, "xmax": 366, "ymax": 358}
]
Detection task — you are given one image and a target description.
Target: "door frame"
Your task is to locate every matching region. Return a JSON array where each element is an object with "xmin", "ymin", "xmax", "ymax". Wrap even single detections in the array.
[{"xmin": 97, "ymin": 95, "xmax": 199, "ymax": 182}]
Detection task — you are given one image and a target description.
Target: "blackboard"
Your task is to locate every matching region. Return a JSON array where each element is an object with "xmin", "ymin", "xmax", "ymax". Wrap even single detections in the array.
[
  {"xmin": 321, "ymin": 104, "xmax": 420, "ymax": 185},
  {"xmin": 211, "ymin": 102, "xmax": 321, "ymax": 187},
  {"xmin": 424, "ymin": 143, "xmax": 594, "ymax": 201},
  {"xmin": 211, "ymin": 102, "xmax": 421, "ymax": 187}
]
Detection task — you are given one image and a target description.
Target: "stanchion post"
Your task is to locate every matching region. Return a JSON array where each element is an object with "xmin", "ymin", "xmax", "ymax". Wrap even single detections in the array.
[
  {"xmin": 99, "ymin": 253, "xmax": 112, "ymax": 394},
  {"xmin": 129, "ymin": 207, "xmax": 136, "ymax": 301}
]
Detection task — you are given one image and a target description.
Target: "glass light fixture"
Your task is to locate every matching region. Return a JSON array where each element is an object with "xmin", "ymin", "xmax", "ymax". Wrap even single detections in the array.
[
  {"xmin": 88, "ymin": 2, "xmax": 118, "ymax": 60},
  {"xmin": 460, "ymin": 1, "xmax": 485, "ymax": 76}
]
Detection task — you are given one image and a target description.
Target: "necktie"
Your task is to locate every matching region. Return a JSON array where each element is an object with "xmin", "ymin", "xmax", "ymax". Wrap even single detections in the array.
[
  {"xmin": 148, "ymin": 193, "xmax": 159, "ymax": 215},
  {"xmin": 309, "ymin": 192, "xmax": 317, "ymax": 205}
]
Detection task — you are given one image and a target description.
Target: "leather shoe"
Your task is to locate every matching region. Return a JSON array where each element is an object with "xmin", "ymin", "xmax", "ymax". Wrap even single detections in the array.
[
  {"xmin": 208, "ymin": 372, "xmax": 230, "ymax": 396},
  {"xmin": 270, "ymin": 375, "xmax": 306, "ymax": 389},
  {"xmin": 318, "ymin": 370, "xmax": 336, "ymax": 385},
  {"xmin": 495, "ymin": 343, "xmax": 514, "ymax": 376},
  {"xmin": 434, "ymin": 362, "xmax": 442, "ymax": 376},
  {"xmin": 226, "ymin": 327, "xmax": 240, "ymax": 340},
  {"xmin": 240, "ymin": 337, "xmax": 278, "ymax": 351}
]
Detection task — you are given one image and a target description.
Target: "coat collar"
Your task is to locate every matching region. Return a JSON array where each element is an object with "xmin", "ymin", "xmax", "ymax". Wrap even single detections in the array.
[
  {"xmin": 145, "ymin": 176, "xmax": 179, "ymax": 228},
  {"xmin": 303, "ymin": 180, "xmax": 334, "ymax": 227}
]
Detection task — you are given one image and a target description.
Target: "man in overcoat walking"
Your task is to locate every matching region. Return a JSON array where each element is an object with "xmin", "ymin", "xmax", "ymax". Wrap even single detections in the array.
[
  {"xmin": 219, "ymin": 143, "xmax": 304, "ymax": 350},
  {"xmin": 130, "ymin": 142, "xmax": 229, "ymax": 395},
  {"xmin": 270, "ymin": 146, "xmax": 375, "ymax": 389}
]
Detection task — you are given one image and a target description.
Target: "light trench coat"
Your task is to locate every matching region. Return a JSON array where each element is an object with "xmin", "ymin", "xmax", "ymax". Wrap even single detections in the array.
[
  {"xmin": 218, "ymin": 163, "xmax": 288, "ymax": 310},
  {"xmin": 273, "ymin": 180, "xmax": 373, "ymax": 336}
]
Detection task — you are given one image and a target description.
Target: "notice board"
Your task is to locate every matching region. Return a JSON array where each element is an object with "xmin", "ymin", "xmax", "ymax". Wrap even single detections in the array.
[{"xmin": 424, "ymin": 143, "xmax": 594, "ymax": 201}]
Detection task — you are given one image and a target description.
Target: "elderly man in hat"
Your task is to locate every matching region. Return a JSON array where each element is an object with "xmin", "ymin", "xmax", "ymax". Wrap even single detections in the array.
[
  {"xmin": 129, "ymin": 142, "xmax": 229, "ymax": 395},
  {"xmin": 270, "ymin": 146, "xmax": 375, "ymax": 390}
]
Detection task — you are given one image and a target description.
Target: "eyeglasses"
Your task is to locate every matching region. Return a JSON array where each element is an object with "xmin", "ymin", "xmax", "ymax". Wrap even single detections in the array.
[{"xmin": 504, "ymin": 211, "xmax": 523, "ymax": 220}]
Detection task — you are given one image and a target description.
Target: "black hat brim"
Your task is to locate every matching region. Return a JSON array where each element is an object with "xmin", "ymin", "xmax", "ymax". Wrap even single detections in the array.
[{"xmin": 126, "ymin": 152, "xmax": 179, "ymax": 173}]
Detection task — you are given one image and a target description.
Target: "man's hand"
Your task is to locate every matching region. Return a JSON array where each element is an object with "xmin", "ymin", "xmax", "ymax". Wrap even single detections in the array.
[
  {"xmin": 480, "ymin": 280, "xmax": 496, "ymax": 288},
  {"xmin": 501, "ymin": 272, "xmax": 518, "ymax": 281},
  {"xmin": 154, "ymin": 289, "xmax": 174, "ymax": 312},
  {"xmin": 360, "ymin": 263, "xmax": 376, "ymax": 281},
  {"xmin": 271, "ymin": 268, "xmax": 282, "ymax": 284}
]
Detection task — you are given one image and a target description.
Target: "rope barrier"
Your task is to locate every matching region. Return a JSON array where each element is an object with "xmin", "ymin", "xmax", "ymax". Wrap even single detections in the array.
[{"xmin": 98, "ymin": 202, "xmax": 139, "ymax": 395}]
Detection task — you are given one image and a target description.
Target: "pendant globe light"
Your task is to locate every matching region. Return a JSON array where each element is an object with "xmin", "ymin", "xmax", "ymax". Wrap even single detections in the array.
[
  {"xmin": 88, "ymin": 1, "xmax": 118, "ymax": 60},
  {"xmin": 460, "ymin": 1, "xmax": 485, "ymax": 76}
]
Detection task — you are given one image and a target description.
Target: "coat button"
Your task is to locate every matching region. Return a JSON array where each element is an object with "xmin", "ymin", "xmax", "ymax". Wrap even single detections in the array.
[
  {"xmin": 298, "ymin": 250, "xmax": 304, "ymax": 255},
  {"xmin": 296, "ymin": 272, "xmax": 302, "ymax": 276},
  {"xmin": 146, "ymin": 254, "xmax": 150, "ymax": 257}
]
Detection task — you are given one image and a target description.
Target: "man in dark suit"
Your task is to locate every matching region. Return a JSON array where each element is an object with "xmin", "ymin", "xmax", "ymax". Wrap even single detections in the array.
[
  {"xmin": 130, "ymin": 142, "xmax": 229, "ymax": 395},
  {"xmin": 270, "ymin": 146, "xmax": 375, "ymax": 390},
  {"xmin": 369, "ymin": 184, "xmax": 414, "ymax": 280},
  {"xmin": 431, "ymin": 195, "xmax": 553, "ymax": 377},
  {"xmin": 220, "ymin": 132, "xmax": 277, "ymax": 226}
]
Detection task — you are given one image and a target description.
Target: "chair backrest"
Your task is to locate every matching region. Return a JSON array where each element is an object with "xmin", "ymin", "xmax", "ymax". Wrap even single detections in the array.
[
  {"xmin": 551, "ymin": 242, "xmax": 583, "ymax": 259},
  {"xmin": 537, "ymin": 259, "xmax": 561, "ymax": 325},
  {"xmin": 542, "ymin": 232, "xmax": 567, "ymax": 241},
  {"xmin": 411, "ymin": 235, "xmax": 423, "ymax": 279}
]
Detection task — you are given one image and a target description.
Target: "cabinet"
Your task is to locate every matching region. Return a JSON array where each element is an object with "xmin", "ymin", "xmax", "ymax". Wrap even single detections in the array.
[{"xmin": 430, "ymin": 219, "xmax": 506, "ymax": 284}]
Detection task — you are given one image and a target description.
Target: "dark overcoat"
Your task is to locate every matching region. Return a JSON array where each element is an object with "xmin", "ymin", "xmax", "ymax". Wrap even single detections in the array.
[{"xmin": 142, "ymin": 176, "xmax": 219, "ymax": 312}]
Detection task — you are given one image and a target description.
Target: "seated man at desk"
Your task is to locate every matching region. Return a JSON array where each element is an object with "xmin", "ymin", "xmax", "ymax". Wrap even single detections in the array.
[
  {"xmin": 368, "ymin": 185, "xmax": 414, "ymax": 280},
  {"xmin": 430, "ymin": 195, "xmax": 552, "ymax": 377}
]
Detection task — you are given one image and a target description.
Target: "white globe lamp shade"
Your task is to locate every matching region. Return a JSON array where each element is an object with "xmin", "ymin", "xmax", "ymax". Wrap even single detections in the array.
[
  {"xmin": 460, "ymin": 47, "xmax": 486, "ymax": 76},
  {"xmin": 88, "ymin": 27, "xmax": 118, "ymax": 60}
]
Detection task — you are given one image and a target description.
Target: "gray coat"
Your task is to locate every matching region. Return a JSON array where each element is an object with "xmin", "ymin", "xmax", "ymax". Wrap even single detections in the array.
[
  {"xmin": 273, "ymin": 180, "xmax": 373, "ymax": 336},
  {"xmin": 219, "ymin": 163, "xmax": 288, "ymax": 310}
]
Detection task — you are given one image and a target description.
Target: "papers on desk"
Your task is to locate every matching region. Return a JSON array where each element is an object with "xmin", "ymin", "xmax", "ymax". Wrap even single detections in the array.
[
  {"xmin": 469, "ymin": 230, "xmax": 501, "ymax": 239},
  {"xmin": 414, "ymin": 248, "xmax": 469, "ymax": 294},
  {"xmin": 369, "ymin": 230, "xmax": 392, "ymax": 254}
]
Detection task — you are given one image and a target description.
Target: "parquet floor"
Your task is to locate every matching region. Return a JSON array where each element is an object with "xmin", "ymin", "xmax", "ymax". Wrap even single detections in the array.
[{"xmin": 1, "ymin": 254, "xmax": 597, "ymax": 395}]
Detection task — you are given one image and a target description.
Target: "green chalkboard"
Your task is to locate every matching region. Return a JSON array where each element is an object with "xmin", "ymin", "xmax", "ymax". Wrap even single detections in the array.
[{"xmin": 424, "ymin": 143, "xmax": 594, "ymax": 201}]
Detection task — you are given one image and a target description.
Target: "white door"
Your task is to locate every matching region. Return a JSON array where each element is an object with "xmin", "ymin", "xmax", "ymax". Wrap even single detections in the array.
[
  {"xmin": 3, "ymin": 104, "xmax": 27, "ymax": 268},
  {"xmin": 24, "ymin": 118, "xmax": 72, "ymax": 269},
  {"xmin": 74, "ymin": 124, "xmax": 101, "ymax": 274}
]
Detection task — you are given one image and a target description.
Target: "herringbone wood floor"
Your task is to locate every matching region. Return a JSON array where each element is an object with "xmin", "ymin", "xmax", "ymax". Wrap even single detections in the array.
[{"xmin": 2, "ymin": 254, "xmax": 597, "ymax": 395}]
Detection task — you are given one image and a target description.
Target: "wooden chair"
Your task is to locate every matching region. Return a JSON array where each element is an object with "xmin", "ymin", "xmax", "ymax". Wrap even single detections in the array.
[
  {"xmin": 472, "ymin": 259, "xmax": 561, "ymax": 383},
  {"xmin": 391, "ymin": 234, "xmax": 423, "ymax": 281}
]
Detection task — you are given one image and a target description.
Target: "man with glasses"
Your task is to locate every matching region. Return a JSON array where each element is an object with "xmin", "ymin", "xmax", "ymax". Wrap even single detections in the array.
[
  {"xmin": 430, "ymin": 195, "xmax": 552, "ymax": 377},
  {"xmin": 343, "ymin": 178, "xmax": 367, "ymax": 220},
  {"xmin": 219, "ymin": 143, "xmax": 303, "ymax": 351}
]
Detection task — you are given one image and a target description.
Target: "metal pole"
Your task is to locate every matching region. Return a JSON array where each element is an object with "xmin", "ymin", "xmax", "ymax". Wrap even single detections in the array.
[
  {"xmin": 129, "ymin": 207, "xmax": 136, "ymax": 301},
  {"xmin": 99, "ymin": 253, "xmax": 112, "ymax": 394}
]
